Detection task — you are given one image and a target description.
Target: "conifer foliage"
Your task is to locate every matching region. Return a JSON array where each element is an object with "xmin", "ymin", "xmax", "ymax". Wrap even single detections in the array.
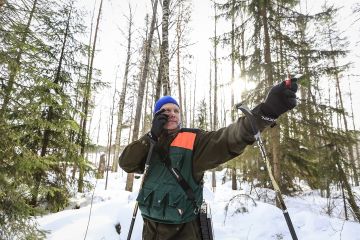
[
  {"xmin": 213, "ymin": 0, "xmax": 360, "ymax": 220},
  {"xmin": 0, "ymin": 0, "xmax": 94, "ymax": 238}
]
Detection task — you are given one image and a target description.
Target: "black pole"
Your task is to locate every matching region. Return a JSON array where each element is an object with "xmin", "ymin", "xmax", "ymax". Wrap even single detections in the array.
[
  {"xmin": 127, "ymin": 138, "xmax": 156, "ymax": 240},
  {"xmin": 235, "ymin": 103, "xmax": 299, "ymax": 240}
]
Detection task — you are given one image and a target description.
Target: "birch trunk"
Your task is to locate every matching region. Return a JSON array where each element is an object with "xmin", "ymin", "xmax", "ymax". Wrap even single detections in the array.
[
  {"xmin": 211, "ymin": 3, "xmax": 218, "ymax": 192},
  {"xmin": 161, "ymin": 0, "xmax": 171, "ymax": 95}
]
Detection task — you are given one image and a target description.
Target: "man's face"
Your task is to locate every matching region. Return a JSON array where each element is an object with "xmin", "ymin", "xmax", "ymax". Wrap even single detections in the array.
[{"xmin": 160, "ymin": 103, "xmax": 181, "ymax": 131}]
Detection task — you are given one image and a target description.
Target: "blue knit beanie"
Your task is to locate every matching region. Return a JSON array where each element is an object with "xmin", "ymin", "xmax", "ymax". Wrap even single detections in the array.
[{"xmin": 154, "ymin": 96, "xmax": 179, "ymax": 114}]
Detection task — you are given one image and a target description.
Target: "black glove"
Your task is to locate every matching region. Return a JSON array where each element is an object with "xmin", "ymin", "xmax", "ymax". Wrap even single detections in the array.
[
  {"xmin": 150, "ymin": 109, "xmax": 168, "ymax": 141},
  {"xmin": 261, "ymin": 78, "xmax": 298, "ymax": 119}
]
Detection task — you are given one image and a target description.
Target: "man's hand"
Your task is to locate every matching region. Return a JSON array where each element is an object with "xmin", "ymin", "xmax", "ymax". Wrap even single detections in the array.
[
  {"xmin": 261, "ymin": 78, "xmax": 298, "ymax": 118},
  {"xmin": 150, "ymin": 109, "xmax": 168, "ymax": 141}
]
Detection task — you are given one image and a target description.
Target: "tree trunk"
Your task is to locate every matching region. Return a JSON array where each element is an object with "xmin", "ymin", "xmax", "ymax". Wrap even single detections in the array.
[
  {"xmin": 341, "ymin": 180, "xmax": 348, "ymax": 220},
  {"xmin": 72, "ymin": 0, "xmax": 96, "ymax": 178},
  {"xmin": 260, "ymin": 0, "xmax": 281, "ymax": 189},
  {"xmin": 95, "ymin": 113, "xmax": 102, "ymax": 168},
  {"xmin": 131, "ymin": 0, "xmax": 158, "ymax": 142},
  {"xmin": 230, "ymin": 0, "xmax": 237, "ymax": 191},
  {"xmin": 192, "ymin": 70, "xmax": 197, "ymax": 128},
  {"xmin": 113, "ymin": 6, "xmax": 133, "ymax": 172},
  {"xmin": 211, "ymin": 3, "xmax": 218, "ymax": 192},
  {"xmin": 213, "ymin": 2, "xmax": 218, "ymax": 131},
  {"xmin": 125, "ymin": 0, "xmax": 159, "ymax": 192},
  {"xmin": 105, "ymin": 85, "xmax": 116, "ymax": 190},
  {"xmin": 31, "ymin": 5, "xmax": 72, "ymax": 205},
  {"xmin": 176, "ymin": 4, "xmax": 184, "ymax": 124},
  {"xmin": 154, "ymin": 12, "xmax": 162, "ymax": 102},
  {"xmin": 128, "ymin": 100, "xmax": 135, "ymax": 143},
  {"xmin": 1, "ymin": 0, "xmax": 38, "ymax": 116},
  {"xmin": 212, "ymin": 170, "xmax": 216, "ymax": 192},
  {"xmin": 238, "ymin": 9, "xmax": 246, "ymax": 93},
  {"xmin": 349, "ymin": 80, "xmax": 360, "ymax": 177},
  {"xmin": 78, "ymin": 0, "xmax": 103, "ymax": 193},
  {"xmin": 209, "ymin": 56, "xmax": 213, "ymax": 130},
  {"xmin": 142, "ymin": 70, "xmax": 151, "ymax": 135},
  {"xmin": 183, "ymin": 78, "xmax": 188, "ymax": 127},
  {"xmin": 97, "ymin": 154, "xmax": 106, "ymax": 179},
  {"xmin": 335, "ymin": 158, "xmax": 360, "ymax": 221},
  {"xmin": 161, "ymin": 0, "xmax": 171, "ymax": 95}
]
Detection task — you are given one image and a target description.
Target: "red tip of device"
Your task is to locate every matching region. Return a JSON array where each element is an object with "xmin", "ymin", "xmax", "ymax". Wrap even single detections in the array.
[{"xmin": 285, "ymin": 79, "xmax": 291, "ymax": 89}]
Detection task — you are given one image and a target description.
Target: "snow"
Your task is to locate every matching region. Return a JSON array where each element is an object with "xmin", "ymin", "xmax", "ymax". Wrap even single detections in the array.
[{"xmin": 37, "ymin": 170, "xmax": 360, "ymax": 240}]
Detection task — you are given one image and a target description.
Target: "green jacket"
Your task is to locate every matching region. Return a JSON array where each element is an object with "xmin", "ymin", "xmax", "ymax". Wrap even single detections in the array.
[
  {"xmin": 137, "ymin": 130, "xmax": 203, "ymax": 224},
  {"xmin": 119, "ymin": 106, "xmax": 272, "ymax": 240}
]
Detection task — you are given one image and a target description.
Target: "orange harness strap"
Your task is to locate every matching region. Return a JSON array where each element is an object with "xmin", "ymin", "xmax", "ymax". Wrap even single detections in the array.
[{"xmin": 170, "ymin": 132, "xmax": 196, "ymax": 150}]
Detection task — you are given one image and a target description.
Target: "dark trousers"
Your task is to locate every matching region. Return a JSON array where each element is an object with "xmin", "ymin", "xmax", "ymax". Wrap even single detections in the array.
[{"xmin": 142, "ymin": 217, "xmax": 202, "ymax": 240}]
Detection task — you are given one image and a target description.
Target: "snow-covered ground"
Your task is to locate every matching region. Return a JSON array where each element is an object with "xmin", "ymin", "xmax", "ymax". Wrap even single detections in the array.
[{"xmin": 37, "ymin": 170, "xmax": 360, "ymax": 240}]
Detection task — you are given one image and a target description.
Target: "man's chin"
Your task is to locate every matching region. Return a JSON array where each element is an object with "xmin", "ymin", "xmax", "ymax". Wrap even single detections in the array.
[{"xmin": 165, "ymin": 124, "xmax": 180, "ymax": 131}]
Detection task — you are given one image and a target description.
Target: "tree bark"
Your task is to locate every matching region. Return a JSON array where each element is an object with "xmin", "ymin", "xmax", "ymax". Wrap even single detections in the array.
[
  {"xmin": 154, "ymin": 11, "xmax": 162, "ymax": 101},
  {"xmin": 78, "ymin": 0, "xmax": 103, "ymax": 193},
  {"xmin": 230, "ymin": 0, "xmax": 237, "ymax": 191},
  {"xmin": 260, "ymin": 0, "xmax": 281, "ymax": 189},
  {"xmin": 209, "ymin": 56, "xmax": 213, "ymax": 130},
  {"xmin": 176, "ymin": 3, "xmax": 184, "ymax": 124},
  {"xmin": 211, "ymin": 3, "xmax": 218, "ymax": 192},
  {"xmin": 105, "ymin": 84, "xmax": 116, "ymax": 190},
  {"xmin": 213, "ymin": 2, "xmax": 218, "ymax": 131},
  {"xmin": 191, "ymin": 70, "xmax": 197, "ymax": 128},
  {"xmin": 161, "ymin": 0, "xmax": 171, "ymax": 95}
]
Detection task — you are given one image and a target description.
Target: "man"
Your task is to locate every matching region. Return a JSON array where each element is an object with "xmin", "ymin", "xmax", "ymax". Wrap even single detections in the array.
[{"xmin": 119, "ymin": 78, "xmax": 298, "ymax": 240}]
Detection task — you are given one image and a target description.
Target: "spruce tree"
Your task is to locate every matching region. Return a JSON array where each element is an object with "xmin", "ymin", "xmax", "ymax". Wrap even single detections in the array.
[{"xmin": 0, "ymin": 0, "xmax": 90, "ymax": 237}]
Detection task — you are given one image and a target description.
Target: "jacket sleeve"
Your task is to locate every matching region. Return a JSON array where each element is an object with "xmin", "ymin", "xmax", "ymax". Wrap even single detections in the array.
[
  {"xmin": 118, "ymin": 134, "xmax": 151, "ymax": 173},
  {"xmin": 192, "ymin": 106, "xmax": 273, "ymax": 179}
]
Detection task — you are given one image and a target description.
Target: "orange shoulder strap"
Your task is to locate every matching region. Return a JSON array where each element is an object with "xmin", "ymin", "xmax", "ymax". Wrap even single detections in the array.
[{"xmin": 170, "ymin": 132, "xmax": 196, "ymax": 150}]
